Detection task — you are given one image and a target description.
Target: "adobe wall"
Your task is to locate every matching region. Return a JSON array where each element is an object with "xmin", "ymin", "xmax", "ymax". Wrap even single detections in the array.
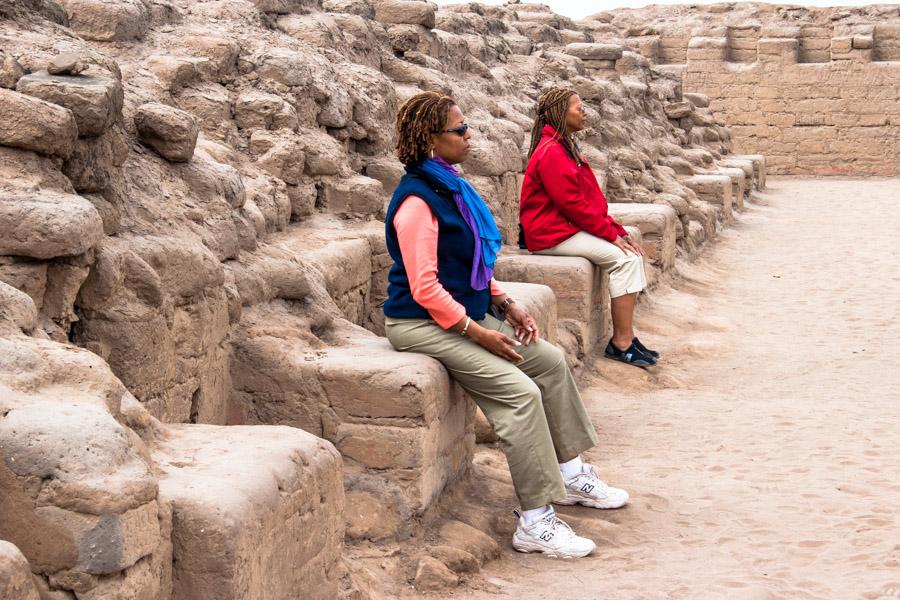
[{"xmin": 610, "ymin": 5, "xmax": 900, "ymax": 175}]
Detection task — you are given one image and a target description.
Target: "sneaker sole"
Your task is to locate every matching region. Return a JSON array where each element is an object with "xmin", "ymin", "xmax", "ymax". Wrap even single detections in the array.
[
  {"xmin": 603, "ymin": 352, "xmax": 655, "ymax": 368},
  {"xmin": 555, "ymin": 496, "xmax": 629, "ymax": 509},
  {"xmin": 512, "ymin": 537, "xmax": 596, "ymax": 559}
]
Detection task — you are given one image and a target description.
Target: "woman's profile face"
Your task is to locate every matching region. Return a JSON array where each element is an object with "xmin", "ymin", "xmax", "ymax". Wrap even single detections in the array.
[
  {"xmin": 431, "ymin": 104, "xmax": 471, "ymax": 165},
  {"xmin": 565, "ymin": 94, "xmax": 586, "ymax": 133}
]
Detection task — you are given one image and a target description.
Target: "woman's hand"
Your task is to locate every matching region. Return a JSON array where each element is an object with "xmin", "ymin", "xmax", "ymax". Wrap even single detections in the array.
[
  {"xmin": 468, "ymin": 323, "xmax": 523, "ymax": 362},
  {"xmin": 614, "ymin": 235, "xmax": 645, "ymax": 257},
  {"xmin": 504, "ymin": 304, "xmax": 540, "ymax": 346}
]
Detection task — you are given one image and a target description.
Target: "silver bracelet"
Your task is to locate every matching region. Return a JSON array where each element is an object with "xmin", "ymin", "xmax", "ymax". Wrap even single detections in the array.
[
  {"xmin": 460, "ymin": 317, "xmax": 471, "ymax": 337},
  {"xmin": 498, "ymin": 297, "xmax": 515, "ymax": 313}
]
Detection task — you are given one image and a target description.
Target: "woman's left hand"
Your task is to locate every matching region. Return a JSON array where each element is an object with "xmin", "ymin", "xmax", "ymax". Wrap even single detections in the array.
[{"xmin": 504, "ymin": 304, "xmax": 540, "ymax": 346}]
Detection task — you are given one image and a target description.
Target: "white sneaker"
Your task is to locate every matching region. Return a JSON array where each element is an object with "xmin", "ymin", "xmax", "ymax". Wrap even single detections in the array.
[
  {"xmin": 511, "ymin": 509, "xmax": 597, "ymax": 558},
  {"xmin": 557, "ymin": 464, "xmax": 629, "ymax": 509}
]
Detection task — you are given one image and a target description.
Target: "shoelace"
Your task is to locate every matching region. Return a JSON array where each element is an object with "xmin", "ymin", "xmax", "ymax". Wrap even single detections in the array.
[{"xmin": 539, "ymin": 515, "xmax": 576, "ymax": 541}]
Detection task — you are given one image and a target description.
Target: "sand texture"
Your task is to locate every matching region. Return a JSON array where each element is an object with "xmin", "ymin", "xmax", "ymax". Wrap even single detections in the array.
[{"xmin": 449, "ymin": 177, "xmax": 900, "ymax": 600}]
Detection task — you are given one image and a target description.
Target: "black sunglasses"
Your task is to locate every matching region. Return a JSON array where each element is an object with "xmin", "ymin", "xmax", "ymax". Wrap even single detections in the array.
[{"xmin": 437, "ymin": 123, "xmax": 469, "ymax": 136}]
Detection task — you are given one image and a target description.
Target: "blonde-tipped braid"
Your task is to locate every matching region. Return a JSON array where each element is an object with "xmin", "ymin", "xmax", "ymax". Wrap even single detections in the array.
[
  {"xmin": 527, "ymin": 87, "xmax": 582, "ymax": 165},
  {"xmin": 395, "ymin": 91, "xmax": 456, "ymax": 165}
]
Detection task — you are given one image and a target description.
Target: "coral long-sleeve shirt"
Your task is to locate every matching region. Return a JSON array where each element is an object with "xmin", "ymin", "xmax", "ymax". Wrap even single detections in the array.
[{"xmin": 393, "ymin": 195, "xmax": 504, "ymax": 329}]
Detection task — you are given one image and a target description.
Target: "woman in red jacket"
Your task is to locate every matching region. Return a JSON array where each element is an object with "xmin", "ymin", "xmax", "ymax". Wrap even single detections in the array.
[{"xmin": 520, "ymin": 87, "xmax": 658, "ymax": 367}]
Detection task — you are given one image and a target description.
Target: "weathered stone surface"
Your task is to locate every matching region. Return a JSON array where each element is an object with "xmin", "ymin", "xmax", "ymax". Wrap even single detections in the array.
[
  {"xmin": 414, "ymin": 556, "xmax": 459, "ymax": 591},
  {"xmin": 0, "ymin": 191, "xmax": 104, "ymax": 259},
  {"xmin": 681, "ymin": 174, "xmax": 733, "ymax": 224},
  {"xmin": 428, "ymin": 544, "xmax": 480, "ymax": 574},
  {"xmin": 0, "ymin": 53, "xmax": 25, "ymax": 89},
  {"xmin": 154, "ymin": 424, "xmax": 344, "ymax": 600},
  {"xmin": 0, "ymin": 541, "xmax": 41, "ymax": 600},
  {"xmin": 565, "ymin": 42, "xmax": 624, "ymax": 61},
  {"xmin": 438, "ymin": 520, "xmax": 501, "ymax": 565},
  {"xmin": 58, "ymin": 0, "xmax": 150, "ymax": 41},
  {"xmin": 16, "ymin": 73, "xmax": 124, "ymax": 137},
  {"xmin": 62, "ymin": 126, "xmax": 128, "ymax": 192},
  {"xmin": 0, "ymin": 89, "xmax": 78, "ymax": 157},
  {"xmin": 48, "ymin": 51, "xmax": 87, "ymax": 75},
  {"xmin": 134, "ymin": 103, "xmax": 199, "ymax": 162},
  {"xmin": 608, "ymin": 203, "xmax": 678, "ymax": 271},
  {"xmin": 235, "ymin": 91, "xmax": 298, "ymax": 131},
  {"xmin": 374, "ymin": 0, "xmax": 435, "ymax": 28},
  {"xmin": 665, "ymin": 100, "xmax": 692, "ymax": 119},
  {"xmin": 0, "ymin": 280, "xmax": 37, "ymax": 333},
  {"xmin": 320, "ymin": 175, "xmax": 384, "ymax": 217}
]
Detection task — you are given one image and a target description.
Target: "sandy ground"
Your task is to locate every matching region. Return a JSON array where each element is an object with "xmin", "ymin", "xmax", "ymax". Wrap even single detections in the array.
[{"xmin": 449, "ymin": 178, "xmax": 900, "ymax": 600}]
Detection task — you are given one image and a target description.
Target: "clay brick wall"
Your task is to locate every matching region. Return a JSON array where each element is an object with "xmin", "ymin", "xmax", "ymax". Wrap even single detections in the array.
[{"xmin": 621, "ymin": 14, "xmax": 900, "ymax": 175}]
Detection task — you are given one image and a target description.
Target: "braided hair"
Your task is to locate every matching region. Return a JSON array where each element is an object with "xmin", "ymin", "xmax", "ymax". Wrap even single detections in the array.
[
  {"xmin": 395, "ymin": 91, "xmax": 456, "ymax": 165},
  {"xmin": 527, "ymin": 87, "xmax": 582, "ymax": 165}
]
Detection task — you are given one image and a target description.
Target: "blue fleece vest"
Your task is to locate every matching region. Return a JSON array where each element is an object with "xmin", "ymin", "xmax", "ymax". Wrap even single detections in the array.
[{"xmin": 384, "ymin": 163, "xmax": 491, "ymax": 322}]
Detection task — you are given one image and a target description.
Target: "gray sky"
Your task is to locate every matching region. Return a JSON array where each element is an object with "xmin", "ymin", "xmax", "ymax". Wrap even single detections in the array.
[{"xmin": 432, "ymin": 0, "xmax": 889, "ymax": 20}]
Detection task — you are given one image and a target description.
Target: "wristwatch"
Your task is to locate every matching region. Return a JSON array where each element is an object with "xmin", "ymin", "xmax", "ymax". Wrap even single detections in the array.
[{"xmin": 498, "ymin": 297, "xmax": 515, "ymax": 313}]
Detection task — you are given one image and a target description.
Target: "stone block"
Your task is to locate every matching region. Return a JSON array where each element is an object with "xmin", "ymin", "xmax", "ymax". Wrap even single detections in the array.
[
  {"xmin": 0, "ymin": 541, "xmax": 40, "ymax": 600},
  {"xmin": 681, "ymin": 174, "xmax": 733, "ymax": 224},
  {"xmin": 154, "ymin": 424, "xmax": 344, "ymax": 600},
  {"xmin": 62, "ymin": 126, "xmax": 128, "ymax": 192},
  {"xmin": 373, "ymin": 0, "xmax": 435, "ymax": 28},
  {"xmin": 235, "ymin": 91, "xmax": 298, "ymax": 131},
  {"xmin": 757, "ymin": 37, "xmax": 799, "ymax": 63},
  {"xmin": 494, "ymin": 252, "xmax": 607, "ymax": 357},
  {"xmin": 718, "ymin": 158, "xmax": 756, "ymax": 190},
  {"xmin": 730, "ymin": 154, "xmax": 766, "ymax": 189},
  {"xmin": 583, "ymin": 59, "xmax": 618, "ymax": 71},
  {"xmin": 16, "ymin": 73, "xmax": 123, "ymax": 138},
  {"xmin": 664, "ymin": 100, "xmax": 692, "ymax": 119},
  {"xmin": 564, "ymin": 42, "xmax": 624, "ymax": 61},
  {"xmin": 684, "ymin": 92, "xmax": 710, "ymax": 108},
  {"xmin": 57, "ymin": 0, "xmax": 150, "ymax": 41},
  {"xmin": 147, "ymin": 55, "xmax": 206, "ymax": 92},
  {"xmin": 0, "ymin": 191, "xmax": 104, "ymax": 259},
  {"xmin": 33, "ymin": 502, "xmax": 160, "ymax": 575},
  {"xmin": 607, "ymin": 203, "xmax": 677, "ymax": 271},
  {"xmin": 0, "ymin": 53, "xmax": 25, "ymax": 89},
  {"xmin": 134, "ymin": 103, "xmax": 199, "ymax": 162},
  {"xmin": 496, "ymin": 281, "xmax": 559, "ymax": 345},
  {"xmin": 320, "ymin": 175, "xmax": 384, "ymax": 217},
  {"xmin": 687, "ymin": 36, "xmax": 727, "ymax": 62},
  {"xmin": 711, "ymin": 166, "xmax": 748, "ymax": 210},
  {"xmin": 0, "ymin": 88, "xmax": 77, "ymax": 157},
  {"xmin": 0, "ymin": 280, "xmax": 37, "ymax": 333}
]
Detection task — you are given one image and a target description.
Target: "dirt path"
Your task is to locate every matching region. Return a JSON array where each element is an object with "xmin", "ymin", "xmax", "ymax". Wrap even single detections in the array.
[{"xmin": 451, "ymin": 178, "xmax": 900, "ymax": 600}]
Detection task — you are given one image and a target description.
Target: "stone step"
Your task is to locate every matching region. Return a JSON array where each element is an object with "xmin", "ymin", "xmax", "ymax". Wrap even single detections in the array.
[
  {"xmin": 729, "ymin": 153, "xmax": 767, "ymax": 189},
  {"xmin": 708, "ymin": 166, "xmax": 748, "ymax": 210},
  {"xmin": 153, "ymin": 423, "xmax": 344, "ymax": 600},
  {"xmin": 230, "ymin": 311, "xmax": 473, "ymax": 542},
  {"xmin": 608, "ymin": 202, "xmax": 678, "ymax": 273},
  {"xmin": 680, "ymin": 174, "xmax": 734, "ymax": 224}
]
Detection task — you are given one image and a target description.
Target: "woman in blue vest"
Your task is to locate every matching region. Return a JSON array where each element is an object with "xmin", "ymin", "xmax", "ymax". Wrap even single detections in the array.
[{"xmin": 384, "ymin": 92, "xmax": 629, "ymax": 558}]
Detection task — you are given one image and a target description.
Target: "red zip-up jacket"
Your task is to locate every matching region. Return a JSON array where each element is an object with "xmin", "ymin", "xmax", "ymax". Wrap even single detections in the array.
[{"xmin": 520, "ymin": 125, "xmax": 627, "ymax": 251}]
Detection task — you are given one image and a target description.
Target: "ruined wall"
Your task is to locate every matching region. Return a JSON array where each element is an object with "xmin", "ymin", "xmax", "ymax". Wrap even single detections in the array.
[
  {"xmin": 607, "ymin": 4, "xmax": 900, "ymax": 175},
  {"xmin": 0, "ymin": 0, "xmax": 770, "ymax": 596}
]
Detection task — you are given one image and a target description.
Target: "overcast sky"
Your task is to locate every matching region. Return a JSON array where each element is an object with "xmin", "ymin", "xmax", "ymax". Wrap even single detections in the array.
[{"xmin": 431, "ymin": 0, "xmax": 890, "ymax": 20}]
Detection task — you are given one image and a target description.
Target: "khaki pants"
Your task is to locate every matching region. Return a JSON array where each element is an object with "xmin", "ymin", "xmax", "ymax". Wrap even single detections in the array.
[
  {"xmin": 385, "ymin": 314, "xmax": 599, "ymax": 509},
  {"xmin": 536, "ymin": 231, "xmax": 647, "ymax": 298}
]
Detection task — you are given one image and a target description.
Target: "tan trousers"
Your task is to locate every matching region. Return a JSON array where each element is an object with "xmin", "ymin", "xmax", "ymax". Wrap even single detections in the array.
[
  {"xmin": 536, "ymin": 231, "xmax": 647, "ymax": 298},
  {"xmin": 385, "ymin": 314, "xmax": 599, "ymax": 509}
]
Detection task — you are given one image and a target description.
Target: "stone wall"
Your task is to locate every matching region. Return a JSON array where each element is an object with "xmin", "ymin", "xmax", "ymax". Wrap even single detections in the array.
[{"xmin": 606, "ymin": 4, "xmax": 900, "ymax": 175}]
